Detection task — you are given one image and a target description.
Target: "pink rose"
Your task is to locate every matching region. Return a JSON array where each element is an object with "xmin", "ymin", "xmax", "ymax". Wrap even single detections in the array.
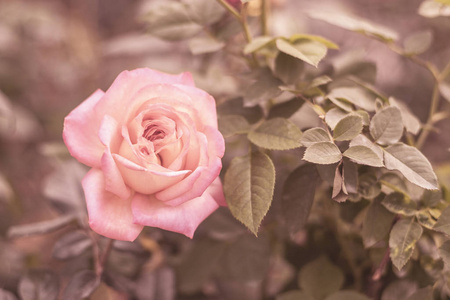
[{"xmin": 63, "ymin": 68, "xmax": 225, "ymax": 241}]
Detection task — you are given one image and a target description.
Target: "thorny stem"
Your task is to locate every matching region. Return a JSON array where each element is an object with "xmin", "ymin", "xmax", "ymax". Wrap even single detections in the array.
[
  {"xmin": 216, "ymin": 0, "xmax": 259, "ymax": 67},
  {"xmin": 88, "ymin": 230, "xmax": 114, "ymax": 277}
]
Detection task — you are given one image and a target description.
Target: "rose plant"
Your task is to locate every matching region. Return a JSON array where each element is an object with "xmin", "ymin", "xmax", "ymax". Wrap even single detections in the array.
[{"xmin": 63, "ymin": 68, "xmax": 225, "ymax": 241}]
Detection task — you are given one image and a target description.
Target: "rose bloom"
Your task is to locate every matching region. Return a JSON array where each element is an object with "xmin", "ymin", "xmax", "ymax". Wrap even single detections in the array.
[{"xmin": 63, "ymin": 68, "xmax": 225, "ymax": 241}]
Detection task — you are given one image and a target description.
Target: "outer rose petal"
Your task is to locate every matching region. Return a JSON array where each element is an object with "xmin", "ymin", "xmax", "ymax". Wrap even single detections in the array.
[
  {"xmin": 96, "ymin": 69, "xmax": 194, "ymax": 124},
  {"xmin": 82, "ymin": 168, "xmax": 143, "ymax": 241},
  {"xmin": 208, "ymin": 177, "xmax": 226, "ymax": 207},
  {"xmin": 63, "ymin": 89, "xmax": 105, "ymax": 168},
  {"xmin": 132, "ymin": 184, "xmax": 221, "ymax": 238}
]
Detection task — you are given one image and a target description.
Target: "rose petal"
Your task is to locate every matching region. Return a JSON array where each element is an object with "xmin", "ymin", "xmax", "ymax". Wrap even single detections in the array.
[
  {"xmin": 98, "ymin": 116, "xmax": 130, "ymax": 199},
  {"xmin": 156, "ymin": 127, "xmax": 224, "ymax": 206},
  {"xmin": 96, "ymin": 69, "xmax": 194, "ymax": 124},
  {"xmin": 82, "ymin": 168, "xmax": 143, "ymax": 241},
  {"xmin": 63, "ymin": 89, "xmax": 105, "ymax": 168},
  {"xmin": 208, "ymin": 177, "xmax": 226, "ymax": 206},
  {"xmin": 132, "ymin": 187, "xmax": 220, "ymax": 238}
]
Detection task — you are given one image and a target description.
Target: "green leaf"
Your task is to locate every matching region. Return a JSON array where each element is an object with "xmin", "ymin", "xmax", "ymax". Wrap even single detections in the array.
[
  {"xmin": 275, "ymin": 52, "xmax": 305, "ymax": 84},
  {"xmin": 370, "ymin": 106, "xmax": 404, "ymax": 145},
  {"xmin": 188, "ymin": 35, "xmax": 225, "ymax": 55},
  {"xmin": 332, "ymin": 163, "xmax": 348, "ymax": 203},
  {"xmin": 224, "ymin": 152, "xmax": 275, "ymax": 235},
  {"xmin": 244, "ymin": 36, "xmax": 275, "ymax": 54},
  {"xmin": 418, "ymin": 0, "xmax": 450, "ymax": 18},
  {"xmin": 282, "ymin": 164, "xmax": 319, "ymax": 233},
  {"xmin": 218, "ymin": 115, "xmax": 250, "ymax": 138},
  {"xmin": 325, "ymin": 291, "xmax": 371, "ymax": 300},
  {"xmin": 358, "ymin": 173, "xmax": 381, "ymax": 199},
  {"xmin": 52, "ymin": 231, "xmax": 92, "ymax": 260},
  {"xmin": 298, "ymin": 256, "xmax": 344, "ymax": 300},
  {"xmin": 244, "ymin": 68, "xmax": 283, "ymax": 106},
  {"xmin": 303, "ymin": 142, "xmax": 342, "ymax": 165},
  {"xmin": 403, "ymin": 30, "xmax": 433, "ymax": 55},
  {"xmin": 267, "ymin": 98, "xmax": 304, "ymax": 119},
  {"xmin": 389, "ymin": 219, "xmax": 423, "ymax": 270},
  {"xmin": 277, "ymin": 290, "xmax": 314, "ymax": 300},
  {"xmin": 62, "ymin": 270, "xmax": 99, "ymax": 300},
  {"xmin": 439, "ymin": 82, "xmax": 450, "ymax": 103},
  {"xmin": 333, "ymin": 115, "xmax": 363, "ymax": 141},
  {"xmin": 362, "ymin": 196, "xmax": 396, "ymax": 247},
  {"xmin": 343, "ymin": 145, "xmax": 384, "ymax": 167},
  {"xmin": 327, "ymin": 87, "xmax": 376, "ymax": 112},
  {"xmin": 309, "ymin": 75, "xmax": 333, "ymax": 88},
  {"xmin": 416, "ymin": 210, "xmax": 437, "ymax": 229},
  {"xmin": 19, "ymin": 270, "xmax": 59, "ymax": 300},
  {"xmin": 420, "ymin": 189, "xmax": 441, "ymax": 207},
  {"xmin": 433, "ymin": 206, "xmax": 450, "ymax": 235},
  {"xmin": 383, "ymin": 143, "xmax": 438, "ymax": 190},
  {"xmin": 328, "ymin": 97, "xmax": 354, "ymax": 112},
  {"xmin": 381, "ymin": 192, "xmax": 417, "ymax": 216},
  {"xmin": 143, "ymin": 2, "xmax": 203, "ymax": 41},
  {"xmin": 379, "ymin": 172, "xmax": 409, "ymax": 196},
  {"xmin": 289, "ymin": 34, "xmax": 339, "ymax": 49},
  {"xmin": 325, "ymin": 108, "xmax": 348, "ymax": 130},
  {"xmin": 300, "ymin": 128, "xmax": 331, "ymax": 147},
  {"xmin": 248, "ymin": 118, "xmax": 302, "ymax": 150},
  {"xmin": 438, "ymin": 240, "xmax": 450, "ymax": 269},
  {"xmin": 221, "ymin": 235, "xmax": 270, "ymax": 281},
  {"xmin": 343, "ymin": 159, "xmax": 358, "ymax": 194},
  {"xmin": 405, "ymin": 286, "xmax": 433, "ymax": 300},
  {"xmin": 276, "ymin": 39, "xmax": 327, "ymax": 67},
  {"xmin": 308, "ymin": 11, "xmax": 398, "ymax": 41},
  {"xmin": 389, "ymin": 97, "xmax": 421, "ymax": 135},
  {"xmin": 217, "ymin": 98, "xmax": 263, "ymax": 124}
]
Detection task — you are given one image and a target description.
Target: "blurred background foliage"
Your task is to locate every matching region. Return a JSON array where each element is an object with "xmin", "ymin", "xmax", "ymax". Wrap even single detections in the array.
[{"xmin": 0, "ymin": 0, "xmax": 449, "ymax": 299}]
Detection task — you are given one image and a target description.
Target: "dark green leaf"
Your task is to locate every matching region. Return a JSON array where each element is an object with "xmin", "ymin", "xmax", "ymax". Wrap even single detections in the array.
[
  {"xmin": 384, "ymin": 143, "xmax": 438, "ymax": 190},
  {"xmin": 343, "ymin": 145, "xmax": 384, "ymax": 167},
  {"xmin": 358, "ymin": 173, "xmax": 381, "ymax": 199},
  {"xmin": 275, "ymin": 52, "xmax": 305, "ymax": 84},
  {"xmin": 389, "ymin": 219, "xmax": 423, "ymax": 270},
  {"xmin": 298, "ymin": 256, "xmax": 344, "ymax": 300},
  {"xmin": 416, "ymin": 210, "xmax": 437, "ymax": 229},
  {"xmin": 7, "ymin": 215, "xmax": 76, "ymax": 238},
  {"xmin": 333, "ymin": 115, "xmax": 363, "ymax": 141},
  {"xmin": 343, "ymin": 158, "xmax": 358, "ymax": 194},
  {"xmin": 52, "ymin": 231, "xmax": 92, "ymax": 260},
  {"xmin": 248, "ymin": 118, "xmax": 302, "ymax": 150},
  {"xmin": 379, "ymin": 173, "xmax": 409, "ymax": 196},
  {"xmin": 363, "ymin": 196, "xmax": 396, "ymax": 247},
  {"xmin": 438, "ymin": 240, "xmax": 450, "ymax": 269},
  {"xmin": 303, "ymin": 142, "xmax": 342, "ymax": 165},
  {"xmin": 300, "ymin": 128, "xmax": 331, "ymax": 147},
  {"xmin": 370, "ymin": 106, "xmax": 403, "ymax": 145},
  {"xmin": 185, "ymin": 0, "xmax": 225, "ymax": 25},
  {"xmin": 244, "ymin": 68, "xmax": 283, "ymax": 106},
  {"xmin": 332, "ymin": 163, "xmax": 348, "ymax": 203},
  {"xmin": 217, "ymin": 98, "xmax": 263, "ymax": 124},
  {"xmin": 325, "ymin": 291, "xmax": 371, "ymax": 300},
  {"xmin": 62, "ymin": 270, "xmax": 99, "ymax": 300},
  {"xmin": 276, "ymin": 39, "xmax": 327, "ymax": 67},
  {"xmin": 136, "ymin": 267, "xmax": 175, "ymax": 300},
  {"xmin": 224, "ymin": 152, "xmax": 275, "ymax": 235},
  {"xmin": 282, "ymin": 164, "xmax": 319, "ymax": 233},
  {"xmin": 433, "ymin": 206, "xmax": 450, "ymax": 235},
  {"xmin": 325, "ymin": 108, "xmax": 348, "ymax": 130},
  {"xmin": 19, "ymin": 270, "xmax": 59, "ymax": 300},
  {"xmin": 218, "ymin": 115, "xmax": 251, "ymax": 138},
  {"xmin": 381, "ymin": 192, "xmax": 417, "ymax": 216},
  {"xmin": 268, "ymin": 98, "xmax": 304, "ymax": 119},
  {"xmin": 420, "ymin": 189, "xmax": 441, "ymax": 207}
]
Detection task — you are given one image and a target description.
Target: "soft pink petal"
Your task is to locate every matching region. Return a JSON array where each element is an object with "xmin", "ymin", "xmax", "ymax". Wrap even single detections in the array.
[
  {"xmin": 82, "ymin": 168, "xmax": 143, "ymax": 241},
  {"xmin": 208, "ymin": 177, "xmax": 226, "ymax": 206},
  {"xmin": 98, "ymin": 116, "xmax": 130, "ymax": 199},
  {"xmin": 63, "ymin": 89, "xmax": 105, "ymax": 168},
  {"xmin": 132, "ymin": 187, "xmax": 220, "ymax": 238},
  {"xmin": 95, "ymin": 69, "xmax": 194, "ymax": 124},
  {"xmin": 156, "ymin": 127, "xmax": 225, "ymax": 206}
]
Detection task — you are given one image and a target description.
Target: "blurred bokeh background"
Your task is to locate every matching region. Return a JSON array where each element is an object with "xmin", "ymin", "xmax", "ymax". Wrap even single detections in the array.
[{"xmin": 0, "ymin": 0, "xmax": 449, "ymax": 299}]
